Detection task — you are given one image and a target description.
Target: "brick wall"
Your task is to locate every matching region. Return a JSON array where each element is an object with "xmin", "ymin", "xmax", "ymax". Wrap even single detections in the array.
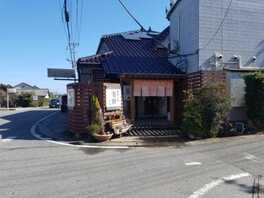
[{"xmin": 68, "ymin": 83, "xmax": 104, "ymax": 134}]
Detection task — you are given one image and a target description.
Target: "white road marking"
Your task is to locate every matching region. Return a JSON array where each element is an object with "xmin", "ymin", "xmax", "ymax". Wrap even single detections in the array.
[
  {"xmin": 0, "ymin": 118, "xmax": 10, "ymax": 125},
  {"xmin": 188, "ymin": 172, "xmax": 250, "ymax": 198},
  {"xmin": 244, "ymin": 153, "xmax": 259, "ymax": 162},
  {"xmin": 1, "ymin": 136, "xmax": 16, "ymax": 142},
  {"xmin": 30, "ymin": 112, "xmax": 130, "ymax": 149},
  {"xmin": 185, "ymin": 162, "xmax": 202, "ymax": 166}
]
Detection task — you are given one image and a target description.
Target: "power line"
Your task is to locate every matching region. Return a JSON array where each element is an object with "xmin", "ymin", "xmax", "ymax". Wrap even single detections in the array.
[
  {"xmin": 75, "ymin": 0, "xmax": 79, "ymax": 42},
  {"xmin": 169, "ymin": 0, "xmax": 233, "ymax": 58},
  {"xmin": 59, "ymin": 0, "xmax": 84, "ymax": 68},
  {"xmin": 63, "ymin": 0, "xmax": 75, "ymax": 68},
  {"xmin": 78, "ymin": 0, "xmax": 84, "ymax": 43},
  {"xmin": 58, "ymin": 0, "xmax": 68, "ymax": 43},
  {"xmin": 75, "ymin": 0, "xmax": 84, "ymax": 44},
  {"xmin": 117, "ymin": 0, "xmax": 145, "ymax": 31}
]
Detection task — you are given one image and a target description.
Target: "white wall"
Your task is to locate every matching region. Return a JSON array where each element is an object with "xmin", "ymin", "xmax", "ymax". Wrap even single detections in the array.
[
  {"xmin": 168, "ymin": 0, "xmax": 199, "ymax": 73},
  {"xmin": 199, "ymin": 0, "xmax": 264, "ymax": 69}
]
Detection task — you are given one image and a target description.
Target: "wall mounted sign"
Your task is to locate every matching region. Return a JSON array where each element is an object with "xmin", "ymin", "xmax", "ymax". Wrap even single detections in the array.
[
  {"xmin": 67, "ymin": 88, "xmax": 75, "ymax": 109},
  {"xmin": 7, "ymin": 88, "xmax": 16, "ymax": 94},
  {"xmin": 104, "ymin": 83, "xmax": 122, "ymax": 110},
  {"xmin": 230, "ymin": 75, "xmax": 246, "ymax": 107}
]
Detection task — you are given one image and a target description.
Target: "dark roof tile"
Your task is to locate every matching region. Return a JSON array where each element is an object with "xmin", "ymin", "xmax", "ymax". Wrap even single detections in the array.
[{"xmin": 78, "ymin": 30, "xmax": 183, "ymax": 76}]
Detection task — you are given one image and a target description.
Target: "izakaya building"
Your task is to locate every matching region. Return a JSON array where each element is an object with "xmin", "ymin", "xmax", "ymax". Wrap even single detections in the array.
[{"xmin": 68, "ymin": 0, "xmax": 264, "ymax": 134}]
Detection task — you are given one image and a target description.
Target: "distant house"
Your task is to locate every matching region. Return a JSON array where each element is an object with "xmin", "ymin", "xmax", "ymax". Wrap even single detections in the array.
[{"xmin": 14, "ymin": 83, "xmax": 49, "ymax": 101}]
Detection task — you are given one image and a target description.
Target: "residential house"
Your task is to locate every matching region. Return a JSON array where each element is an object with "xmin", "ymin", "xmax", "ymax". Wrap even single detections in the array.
[
  {"xmin": 68, "ymin": 30, "xmax": 185, "ymax": 133},
  {"xmin": 15, "ymin": 82, "xmax": 49, "ymax": 102}
]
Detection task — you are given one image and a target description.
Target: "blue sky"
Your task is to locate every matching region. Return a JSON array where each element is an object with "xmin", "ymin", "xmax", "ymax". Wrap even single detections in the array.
[{"xmin": 0, "ymin": 0, "xmax": 169, "ymax": 94}]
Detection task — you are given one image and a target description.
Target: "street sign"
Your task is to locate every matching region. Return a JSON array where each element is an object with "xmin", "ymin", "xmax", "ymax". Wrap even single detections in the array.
[
  {"xmin": 32, "ymin": 95, "xmax": 38, "ymax": 101},
  {"xmin": 67, "ymin": 88, "xmax": 75, "ymax": 109},
  {"xmin": 47, "ymin": 68, "xmax": 76, "ymax": 78},
  {"xmin": 7, "ymin": 88, "xmax": 16, "ymax": 94}
]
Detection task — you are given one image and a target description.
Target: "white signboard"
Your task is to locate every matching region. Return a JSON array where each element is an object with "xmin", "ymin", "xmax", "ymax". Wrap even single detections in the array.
[
  {"xmin": 105, "ymin": 84, "xmax": 122, "ymax": 110},
  {"xmin": 67, "ymin": 88, "xmax": 75, "ymax": 109},
  {"xmin": 230, "ymin": 78, "xmax": 246, "ymax": 107},
  {"xmin": 32, "ymin": 95, "xmax": 38, "ymax": 101}
]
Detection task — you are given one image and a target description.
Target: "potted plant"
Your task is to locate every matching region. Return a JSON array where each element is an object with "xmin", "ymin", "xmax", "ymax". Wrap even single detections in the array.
[{"xmin": 87, "ymin": 95, "xmax": 112, "ymax": 142}]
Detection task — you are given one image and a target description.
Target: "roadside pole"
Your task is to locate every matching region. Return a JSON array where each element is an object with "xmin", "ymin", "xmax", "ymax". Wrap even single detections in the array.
[
  {"xmin": 6, "ymin": 88, "xmax": 16, "ymax": 110},
  {"xmin": 6, "ymin": 91, "xmax": 9, "ymax": 110}
]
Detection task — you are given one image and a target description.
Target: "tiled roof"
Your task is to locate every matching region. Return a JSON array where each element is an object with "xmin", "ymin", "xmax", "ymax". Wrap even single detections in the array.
[
  {"xmin": 15, "ymin": 82, "xmax": 40, "ymax": 90},
  {"xmin": 78, "ymin": 30, "xmax": 183, "ymax": 76},
  {"xmin": 78, "ymin": 52, "xmax": 113, "ymax": 64}
]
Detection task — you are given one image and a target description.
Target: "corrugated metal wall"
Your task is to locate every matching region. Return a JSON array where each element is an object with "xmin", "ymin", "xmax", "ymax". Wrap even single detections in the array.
[{"xmin": 199, "ymin": 0, "xmax": 264, "ymax": 69}]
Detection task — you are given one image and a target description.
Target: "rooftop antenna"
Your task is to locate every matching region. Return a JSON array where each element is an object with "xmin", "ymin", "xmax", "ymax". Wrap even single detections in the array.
[{"xmin": 117, "ymin": 0, "xmax": 146, "ymax": 31}]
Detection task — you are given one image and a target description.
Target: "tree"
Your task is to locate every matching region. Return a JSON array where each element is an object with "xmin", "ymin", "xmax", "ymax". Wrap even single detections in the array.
[
  {"xmin": 244, "ymin": 72, "xmax": 264, "ymax": 129},
  {"xmin": 15, "ymin": 93, "xmax": 33, "ymax": 107},
  {"xmin": 87, "ymin": 96, "xmax": 105, "ymax": 135},
  {"xmin": 182, "ymin": 84, "xmax": 231, "ymax": 138}
]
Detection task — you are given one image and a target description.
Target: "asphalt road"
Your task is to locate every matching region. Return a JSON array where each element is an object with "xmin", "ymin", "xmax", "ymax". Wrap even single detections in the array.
[{"xmin": 1, "ymin": 109, "xmax": 264, "ymax": 198}]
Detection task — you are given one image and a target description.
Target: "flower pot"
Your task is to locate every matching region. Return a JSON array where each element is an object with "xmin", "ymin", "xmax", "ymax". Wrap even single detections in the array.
[{"xmin": 92, "ymin": 133, "xmax": 113, "ymax": 142}]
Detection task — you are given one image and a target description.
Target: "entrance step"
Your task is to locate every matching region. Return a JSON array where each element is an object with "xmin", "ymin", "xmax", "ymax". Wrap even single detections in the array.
[
  {"xmin": 132, "ymin": 119, "xmax": 176, "ymax": 130},
  {"xmin": 126, "ymin": 128, "xmax": 179, "ymax": 137}
]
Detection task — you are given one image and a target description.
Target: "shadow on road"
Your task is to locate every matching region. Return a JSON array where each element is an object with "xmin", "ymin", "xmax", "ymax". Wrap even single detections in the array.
[
  {"xmin": 223, "ymin": 176, "xmax": 264, "ymax": 196},
  {"xmin": 0, "ymin": 110, "xmax": 56, "ymax": 141},
  {"xmin": 80, "ymin": 147, "xmax": 131, "ymax": 155}
]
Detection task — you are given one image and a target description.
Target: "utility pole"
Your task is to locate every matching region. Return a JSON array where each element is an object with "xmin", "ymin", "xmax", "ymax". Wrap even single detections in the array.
[
  {"xmin": 6, "ymin": 88, "xmax": 16, "ymax": 110},
  {"xmin": 64, "ymin": 0, "xmax": 78, "ymax": 82}
]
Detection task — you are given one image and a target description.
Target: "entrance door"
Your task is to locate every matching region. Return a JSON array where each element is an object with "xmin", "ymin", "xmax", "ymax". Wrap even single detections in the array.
[{"xmin": 136, "ymin": 97, "xmax": 169, "ymax": 119}]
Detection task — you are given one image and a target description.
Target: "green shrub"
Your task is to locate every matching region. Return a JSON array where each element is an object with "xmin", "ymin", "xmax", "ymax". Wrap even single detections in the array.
[
  {"xmin": 15, "ymin": 93, "xmax": 33, "ymax": 107},
  {"xmin": 87, "ymin": 123, "xmax": 102, "ymax": 134},
  {"xmin": 182, "ymin": 94, "xmax": 203, "ymax": 138},
  {"xmin": 182, "ymin": 84, "xmax": 231, "ymax": 138},
  {"xmin": 38, "ymin": 97, "xmax": 49, "ymax": 107},
  {"xmin": 244, "ymin": 72, "xmax": 264, "ymax": 129},
  {"xmin": 87, "ymin": 95, "xmax": 104, "ymax": 135}
]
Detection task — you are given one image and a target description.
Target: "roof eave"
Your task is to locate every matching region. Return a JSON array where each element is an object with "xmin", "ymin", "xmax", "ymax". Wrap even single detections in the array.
[
  {"xmin": 166, "ymin": 0, "xmax": 183, "ymax": 19},
  {"xmin": 224, "ymin": 67, "xmax": 264, "ymax": 72},
  {"xmin": 120, "ymin": 73, "xmax": 186, "ymax": 79}
]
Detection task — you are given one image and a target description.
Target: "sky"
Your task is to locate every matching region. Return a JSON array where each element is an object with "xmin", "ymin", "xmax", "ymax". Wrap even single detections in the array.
[{"xmin": 0, "ymin": 0, "xmax": 169, "ymax": 94}]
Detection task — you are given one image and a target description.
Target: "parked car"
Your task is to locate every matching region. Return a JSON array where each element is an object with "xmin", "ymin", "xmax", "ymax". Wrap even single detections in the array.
[{"xmin": 49, "ymin": 99, "xmax": 60, "ymax": 108}]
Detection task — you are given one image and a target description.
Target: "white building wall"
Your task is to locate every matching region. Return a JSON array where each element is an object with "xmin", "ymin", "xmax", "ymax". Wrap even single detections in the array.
[
  {"xmin": 168, "ymin": 0, "xmax": 264, "ymax": 72},
  {"xmin": 199, "ymin": 0, "xmax": 264, "ymax": 69},
  {"xmin": 168, "ymin": 0, "xmax": 199, "ymax": 73}
]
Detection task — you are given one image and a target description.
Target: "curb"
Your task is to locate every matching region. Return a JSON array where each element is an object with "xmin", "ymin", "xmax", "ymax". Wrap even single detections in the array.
[
  {"xmin": 30, "ymin": 111, "xmax": 185, "ymax": 148},
  {"xmin": 31, "ymin": 111, "xmax": 264, "ymax": 149},
  {"xmin": 186, "ymin": 133, "xmax": 264, "ymax": 146},
  {"xmin": 30, "ymin": 112, "xmax": 130, "ymax": 149}
]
